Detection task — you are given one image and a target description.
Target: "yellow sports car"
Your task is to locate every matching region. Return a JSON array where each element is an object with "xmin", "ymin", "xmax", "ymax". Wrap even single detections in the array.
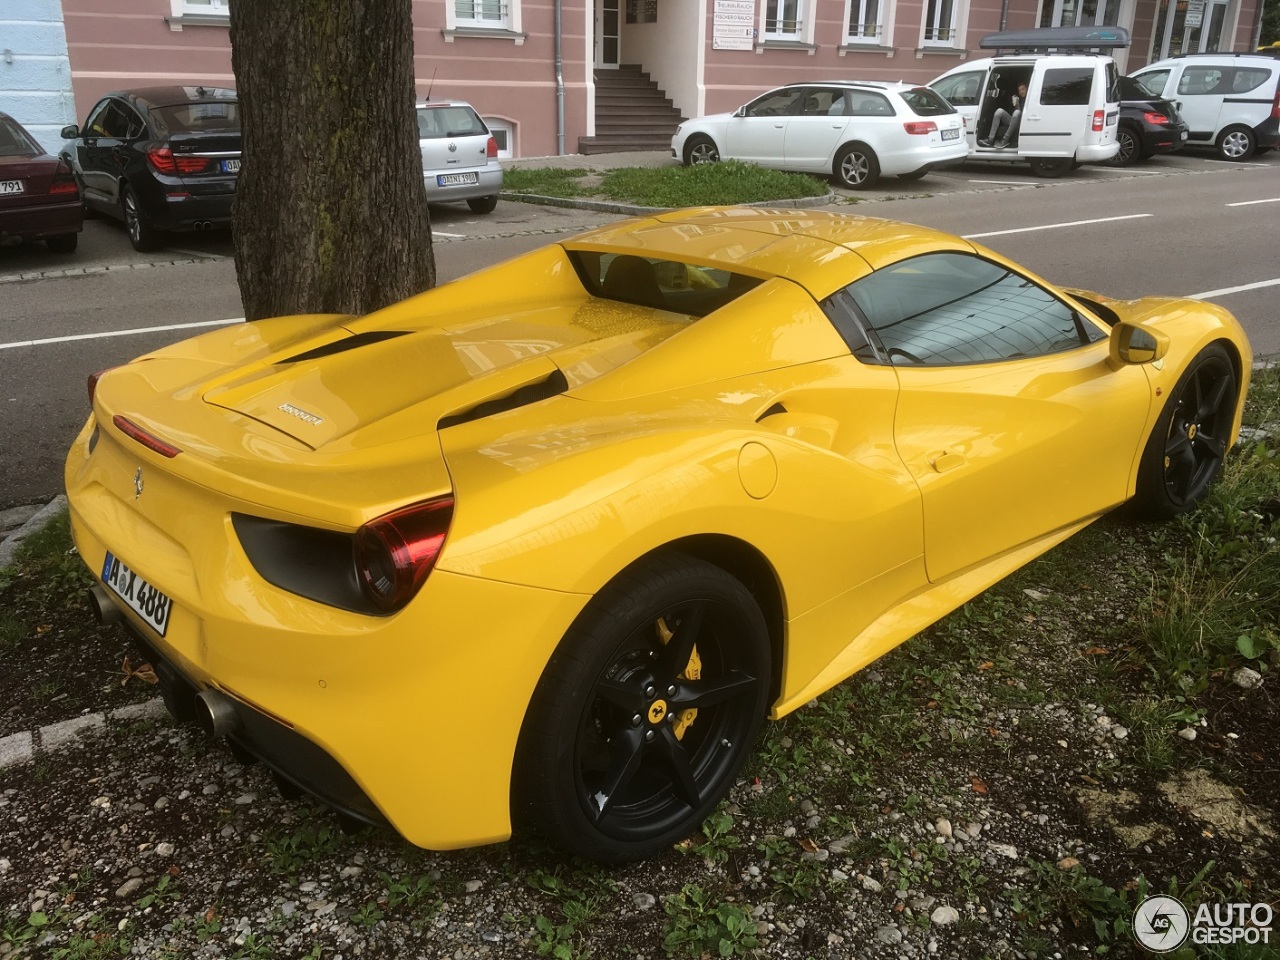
[{"xmin": 65, "ymin": 208, "xmax": 1251, "ymax": 862}]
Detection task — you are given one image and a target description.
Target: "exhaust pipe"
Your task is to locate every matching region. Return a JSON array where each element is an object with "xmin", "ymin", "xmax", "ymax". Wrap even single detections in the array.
[
  {"xmin": 87, "ymin": 585, "xmax": 122, "ymax": 625},
  {"xmin": 195, "ymin": 688, "xmax": 243, "ymax": 738}
]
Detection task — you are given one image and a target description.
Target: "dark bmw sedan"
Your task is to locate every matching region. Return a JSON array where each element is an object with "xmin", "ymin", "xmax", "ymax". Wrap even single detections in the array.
[
  {"xmin": 0, "ymin": 111, "xmax": 83, "ymax": 253},
  {"xmin": 60, "ymin": 86, "xmax": 240, "ymax": 251},
  {"xmin": 1111, "ymin": 75, "xmax": 1189, "ymax": 166}
]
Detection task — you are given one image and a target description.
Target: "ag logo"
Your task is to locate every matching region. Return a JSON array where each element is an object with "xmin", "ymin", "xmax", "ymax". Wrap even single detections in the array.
[
  {"xmin": 647, "ymin": 700, "xmax": 668, "ymax": 724},
  {"xmin": 1134, "ymin": 895, "xmax": 1191, "ymax": 952}
]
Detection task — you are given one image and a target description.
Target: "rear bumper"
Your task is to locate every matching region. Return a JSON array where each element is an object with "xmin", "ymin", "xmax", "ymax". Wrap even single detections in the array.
[
  {"xmin": 1141, "ymin": 123, "xmax": 1190, "ymax": 156},
  {"xmin": 424, "ymin": 161, "xmax": 503, "ymax": 203},
  {"xmin": 1075, "ymin": 142, "xmax": 1120, "ymax": 163},
  {"xmin": 0, "ymin": 199, "xmax": 84, "ymax": 240}
]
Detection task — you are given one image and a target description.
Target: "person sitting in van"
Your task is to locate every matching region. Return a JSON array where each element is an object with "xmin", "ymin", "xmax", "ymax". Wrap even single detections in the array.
[{"xmin": 980, "ymin": 83, "xmax": 1027, "ymax": 148}]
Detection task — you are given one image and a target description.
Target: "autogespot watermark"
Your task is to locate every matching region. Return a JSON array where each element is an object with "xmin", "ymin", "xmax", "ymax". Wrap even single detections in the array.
[{"xmin": 1133, "ymin": 895, "xmax": 1275, "ymax": 952}]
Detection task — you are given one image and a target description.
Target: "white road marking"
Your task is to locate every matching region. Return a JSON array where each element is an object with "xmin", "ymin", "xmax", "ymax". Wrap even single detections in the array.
[
  {"xmin": 0, "ymin": 318, "xmax": 243, "ymax": 352},
  {"xmin": 433, "ymin": 231, "xmax": 465, "ymax": 238},
  {"xmin": 967, "ymin": 180, "xmax": 1036, "ymax": 185},
  {"xmin": 164, "ymin": 247, "xmax": 225, "ymax": 259},
  {"xmin": 1191, "ymin": 278, "xmax": 1280, "ymax": 299},
  {"xmin": 1226, "ymin": 198, "xmax": 1280, "ymax": 207},
  {"xmin": 963, "ymin": 213, "xmax": 1153, "ymax": 239}
]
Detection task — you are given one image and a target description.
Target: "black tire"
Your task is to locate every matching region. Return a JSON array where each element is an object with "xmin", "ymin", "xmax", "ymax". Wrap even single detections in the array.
[
  {"xmin": 122, "ymin": 184, "xmax": 163, "ymax": 252},
  {"xmin": 1132, "ymin": 343, "xmax": 1237, "ymax": 520},
  {"xmin": 834, "ymin": 142, "xmax": 879, "ymax": 189},
  {"xmin": 1109, "ymin": 126, "xmax": 1141, "ymax": 167},
  {"xmin": 1028, "ymin": 156, "xmax": 1073, "ymax": 178},
  {"xmin": 467, "ymin": 195, "xmax": 498, "ymax": 214},
  {"xmin": 515, "ymin": 553, "xmax": 771, "ymax": 862},
  {"xmin": 683, "ymin": 134, "xmax": 719, "ymax": 166},
  {"xmin": 1216, "ymin": 125, "xmax": 1256, "ymax": 161},
  {"xmin": 896, "ymin": 170, "xmax": 929, "ymax": 181},
  {"xmin": 46, "ymin": 234, "xmax": 78, "ymax": 254}
]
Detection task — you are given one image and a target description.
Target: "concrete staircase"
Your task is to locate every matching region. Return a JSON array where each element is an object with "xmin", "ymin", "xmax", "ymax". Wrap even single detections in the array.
[{"xmin": 578, "ymin": 65, "xmax": 684, "ymax": 155}]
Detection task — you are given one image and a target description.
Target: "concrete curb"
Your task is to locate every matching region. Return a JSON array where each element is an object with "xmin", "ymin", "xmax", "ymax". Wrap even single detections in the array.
[
  {"xmin": 0, "ymin": 697, "xmax": 169, "ymax": 771},
  {"xmin": 500, "ymin": 188, "xmax": 835, "ymax": 216},
  {"xmin": 0, "ymin": 494, "xmax": 68, "ymax": 569}
]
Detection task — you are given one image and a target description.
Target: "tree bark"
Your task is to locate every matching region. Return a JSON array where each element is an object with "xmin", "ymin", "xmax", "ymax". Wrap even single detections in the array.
[{"xmin": 229, "ymin": 0, "xmax": 434, "ymax": 321}]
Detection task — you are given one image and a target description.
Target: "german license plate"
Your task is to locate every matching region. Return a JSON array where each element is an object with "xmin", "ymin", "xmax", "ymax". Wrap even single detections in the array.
[
  {"xmin": 437, "ymin": 171, "xmax": 479, "ymax": 186},
  {"xmin": 101, "ymin": 551, "xmax": 172, "ymax": 637},
  {"xmin": 941, "ymin": 128, "xmax": 960, "ymax": 141},
  {"xmin": 222, "ymin": 158, "xmax": 241, "ymax": 173},
  {"xmin": 0, "ymin": 180, "xmax": 24, "ymax": 195}
]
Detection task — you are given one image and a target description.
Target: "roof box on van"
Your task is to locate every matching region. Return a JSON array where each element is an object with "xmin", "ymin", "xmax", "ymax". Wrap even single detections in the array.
[{"xmin": 979, "ymin": 26, "xmax": 1131, "ymax": 53}]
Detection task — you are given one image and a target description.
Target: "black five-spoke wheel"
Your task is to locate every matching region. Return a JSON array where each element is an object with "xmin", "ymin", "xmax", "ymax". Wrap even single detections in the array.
[
  {"xmin": 516, "ymin": 554, "xmax": 770, "ymax": 862},
  {"xmin": 1134, "ymin": 343, "xmax": 1237, "ymax": 519}
]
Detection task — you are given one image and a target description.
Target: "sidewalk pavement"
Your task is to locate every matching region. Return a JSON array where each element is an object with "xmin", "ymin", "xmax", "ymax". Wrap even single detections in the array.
[{"xmin": 502, "ymin": 149, "xmax": 677, "ymax": 172}]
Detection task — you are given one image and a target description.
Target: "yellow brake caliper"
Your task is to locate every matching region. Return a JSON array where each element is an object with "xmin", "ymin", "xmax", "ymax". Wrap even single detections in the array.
[{"xmin": 657, "ymin": 617, "xmax": 700, "ymax": 739}]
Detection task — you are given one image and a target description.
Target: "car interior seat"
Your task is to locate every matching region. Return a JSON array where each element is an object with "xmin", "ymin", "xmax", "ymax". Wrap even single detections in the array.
[{"xmin": 602, "ymin": 255, "xmax": 665, "ymax": 309}]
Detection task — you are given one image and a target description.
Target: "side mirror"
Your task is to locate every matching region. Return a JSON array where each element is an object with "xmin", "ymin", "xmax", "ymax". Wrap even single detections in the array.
[
  {"xmin": 1110, "ymin": 320, "xmax": 1169, "ymax": 366},
  {"xmin": 60, "ymin": 124, "xmax": 80, "ymax": 139},
  {"xmin": 734, "ymin": 106, "xmax": 746, "ymax": 118}
]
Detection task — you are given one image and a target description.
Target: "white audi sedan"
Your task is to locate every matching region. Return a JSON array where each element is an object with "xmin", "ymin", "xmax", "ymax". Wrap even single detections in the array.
[
  {"xmin": 671, "ymin": 81, "xmax": 969, "ymax": 190},
  {"xmin": 417, "ymin": 99, "xmax": 503, "ymax": 214}
]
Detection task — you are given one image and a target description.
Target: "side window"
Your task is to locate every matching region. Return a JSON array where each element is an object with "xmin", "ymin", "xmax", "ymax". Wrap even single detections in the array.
[
  {"xmin": 95, "ymin": 103, "xmax": 134, "ymax": 139},
  {"xmin": 1231, "ymin": 68, "xmax": 1273, "ymax": 94},
  {"xmin": 848, "ymin": 93, "xmax": 895, "ymax": 116},
  {"xmin": 836, "ymin": 253, "xmax": 1101, "ymax": 366},
  {"xmin": 1041, "ymin": 67, "xmax": 1094, "ymax": 106},
  {"xmin": 799, "ymin": 88, "xmax": 848, "ymax": 117},
  {"xmin": 744, "ymin": 89, "xmax": 803, "ymax": 118},
  {"xmin": 1178, "ymin": 67, "xmax": 1225, "ymax": 95},
  {"xmin": 1132, "ymin": 69, "xmax": 1170, "ymax": 97},
  {"xmin": 931, "ymin": 71, "xmax": 984, "ymax": 107},
  {"xmin": 85, "ymin": 100, "xmax": 115, "ymax": 137}
]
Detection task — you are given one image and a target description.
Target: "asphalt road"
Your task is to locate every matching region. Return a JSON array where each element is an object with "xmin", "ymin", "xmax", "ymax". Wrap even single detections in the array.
[{"xmin": 1, "ymin": 149, "xmax": 1277, "ymax": 509}]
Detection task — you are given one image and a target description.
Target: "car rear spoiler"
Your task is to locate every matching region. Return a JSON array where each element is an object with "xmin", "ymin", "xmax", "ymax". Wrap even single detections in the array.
[{"xmin": 979, "ymin": 26, "xmax": 1130, "ymax": 53}]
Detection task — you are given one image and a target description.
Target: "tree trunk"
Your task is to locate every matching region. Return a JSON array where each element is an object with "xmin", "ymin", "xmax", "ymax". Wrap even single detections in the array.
[{"xmin": 229, "ymin": 0, "xmax": 434, "ymax": 321}]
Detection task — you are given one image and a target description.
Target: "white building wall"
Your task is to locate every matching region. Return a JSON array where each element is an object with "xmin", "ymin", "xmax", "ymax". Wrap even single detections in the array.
[
  {"xmin": 624, "ymin": 0, "xmax": 706, "ymax": 121},
  {"xmin": 0, "ymin": 0, "xmax": 77, "ymax": 154}
]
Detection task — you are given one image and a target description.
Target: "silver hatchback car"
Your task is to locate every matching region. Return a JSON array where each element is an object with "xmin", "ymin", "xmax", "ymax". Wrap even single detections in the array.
[{"xmin": 417, "ymin": 100, "xmax": 503, "ymax": 214}]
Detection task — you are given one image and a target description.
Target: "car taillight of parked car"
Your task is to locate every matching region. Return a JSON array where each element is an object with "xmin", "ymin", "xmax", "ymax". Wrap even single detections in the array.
[
  {"xmin": 1092, "ymin": 110, "xmax": 1105, "ymax": 132},
  {"xmin": 146, "ymin": 147, "xmax": 211, "ymax": 175},
  {"xmin": 50, "ymin": 162, "xmax": 79, "ymax": 197},
  {"xmin": 1272, "ymin": 90, "xmax": 1280, "ymax": 120},
  {"xmin": 354, "ymin": 496, "xmax": 454, "ymax": 612},
  {"xmin": 903, "ymin": 121, "xmax": 938, "ymax": 136},
  {"xmin": 1144, "ymin": 111, "xmax": 1171, "ymax": 125},
  {"xmin": 486, "ymin": 136, "xmax": 498, "ymax": 159}
]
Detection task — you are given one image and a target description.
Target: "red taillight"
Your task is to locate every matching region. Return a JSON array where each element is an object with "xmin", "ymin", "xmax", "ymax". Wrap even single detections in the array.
[
  {"xmin": 50, "ymin": 180, "xmax": 79, "ymax": 196},
  {"xmin": 1092, "ymin": 110, "xmax": 1105, "ymax": 132},
  {"xmin": 1143, "ymin": 111, "xmax": 1170, "ymax": 125},
  {"xmin": 354, "ymin": 496, "xmax": 454, "ymax": 612},
  {"xmin": 486, "ymin": 136, "xmax": 498, "ymax": 159},
  {"xmin": 111, "ymin": 415, "xmax": 182, "ymax": 458},
  {"xmin": 147, "ymin": 147, "xmax": 211, "ymax": 175},
  {"xmin": 87, "ymin": 368, "xmax": 117, "ymax": 406},
  {"xmin": 903, "ymin": 121, "xmax": 938, "ymax": 136},
  {"xmin": 1272, "ymin": 90, "xmax": 1280, "ymax": 120}
]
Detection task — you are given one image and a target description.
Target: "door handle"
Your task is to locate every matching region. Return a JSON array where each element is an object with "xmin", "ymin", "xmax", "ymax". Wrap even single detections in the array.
[{"xmin": 927, "ymin": 451, "xmax": 966, "ymax": 473}]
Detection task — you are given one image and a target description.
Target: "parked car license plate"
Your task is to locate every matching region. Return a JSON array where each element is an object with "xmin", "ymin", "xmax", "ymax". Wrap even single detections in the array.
[
  {"xmin": 941, "ymin": 129, "xmax": 960, "ymax": 141},
  {"xmin": 222, "ymin": 159, "xmax": 241, "ymax": 173},
  {"xmin": 0, "ymin": 180, "xmax": 24, "ymax": 195},
  {"xmin": 1180, "ymin": 131, "xmax": 1188, "ymax": 140},
  {"xmin": 437, "ymin": 172, "xmax": 479, "ymax": 186},
  {"xmin": 101, "ymin": 551, "xmax": 172, "ymax": 637}
]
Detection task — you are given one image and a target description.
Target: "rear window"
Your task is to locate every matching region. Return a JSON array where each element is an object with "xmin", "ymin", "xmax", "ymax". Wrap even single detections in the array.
[
  {"xmin": 0, "ymin": 117, "xmax": 41, "ymax": 158},
  {"xmin": 1118, "ymin": 75, "xmax": 1156, "ymax": 100},
  {"xmin": 1231, "ymin": 67, "xmax": 1275, "ymax": 93},
  {"xmin": 1041, "ymin": 68, "xmax": 1094, "ymax": 105},
  {"xmin": 568, "ymin": 251, "xmax": 763, "ymax": 317},
  {"xmin": 150, "ymin": 102, "xmax": 241, "ymax": 135},
  {"xmin": 900, "ymin": 87, "xmax": 956, "ymax": 116},
  {"xmin": 417, "ymin": 105, "xmax": 487, "ymax": 139}
]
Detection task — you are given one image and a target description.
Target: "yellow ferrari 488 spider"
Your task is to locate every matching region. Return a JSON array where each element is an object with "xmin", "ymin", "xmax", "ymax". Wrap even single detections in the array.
[{"xmin": 66, "ymin": 207, "xmax": 1251, "ymax": 862}]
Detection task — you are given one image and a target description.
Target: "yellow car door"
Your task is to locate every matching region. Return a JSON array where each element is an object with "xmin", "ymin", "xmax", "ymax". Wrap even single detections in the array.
[{"xmin": 835, "ymin": 250, "xmax": 1152, "ymax": 582}]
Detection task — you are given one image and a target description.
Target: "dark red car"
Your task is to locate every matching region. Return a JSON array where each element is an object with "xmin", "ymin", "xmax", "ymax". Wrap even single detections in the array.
[{"xmin": 0, "ymin": 112, "xmax": 83, "ymax": 253}]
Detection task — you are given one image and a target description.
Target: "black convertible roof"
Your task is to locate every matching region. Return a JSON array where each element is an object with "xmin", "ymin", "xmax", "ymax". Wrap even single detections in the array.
[{"xmin": 979, "ymin": 26, "xmax": 1130, "ymax": 53}]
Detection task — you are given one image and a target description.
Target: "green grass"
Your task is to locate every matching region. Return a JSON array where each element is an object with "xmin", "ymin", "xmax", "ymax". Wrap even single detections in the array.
[{"xmin": 503, "ymin": 160, "xmax": 828, "ymax": 207}]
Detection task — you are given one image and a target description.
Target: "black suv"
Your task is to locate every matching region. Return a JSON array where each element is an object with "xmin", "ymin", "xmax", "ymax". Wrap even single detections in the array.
[{"xmin": 60, "ymin": 86, "xmax": 240, "ymax": 251}]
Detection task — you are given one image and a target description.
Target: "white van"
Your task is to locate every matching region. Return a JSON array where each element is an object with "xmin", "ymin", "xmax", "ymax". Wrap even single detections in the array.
[
  {"xmin": 931, "ymin": 27, "xmax": 1123, "ymax": 177},
  {"xmin": 1129, "ymin": 54, "xmax": 1280, "ymax": 160}
]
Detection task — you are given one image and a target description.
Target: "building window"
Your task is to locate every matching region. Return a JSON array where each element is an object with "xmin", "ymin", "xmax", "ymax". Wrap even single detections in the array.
[
  {"xmin": 484, "ymin": 118, "xmax": 514, "ymax": 158},
  {"xmin": 763, "ymin": 0, "xmax": 806, "ymax": 41},
  {"xmin": 455, "ymin": 0, "xmax": 509, "ymax": 29},
  {"xmin": 922, "ymin": 0, "xmax": 960, "ymax": 45},
  {"xmin": 170, "ymin": 0, "xmax": 229, "ymax": 16},
  {"xmin": 1037, "ymin": 0, "xmax": 1122, "ymax": 28},
  {"xmin": 845, "ymin": 0, "xmax": 885, "ymax": 43}
]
